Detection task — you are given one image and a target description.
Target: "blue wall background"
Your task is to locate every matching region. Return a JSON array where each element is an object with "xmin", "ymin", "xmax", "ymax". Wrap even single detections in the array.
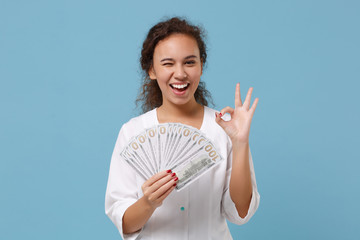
[{"xmin": 1, "ymin": 0, "xmax": 359, "ymax": 239}]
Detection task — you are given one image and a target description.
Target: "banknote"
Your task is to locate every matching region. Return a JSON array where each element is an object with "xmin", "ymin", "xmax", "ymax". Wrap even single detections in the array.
[{"xmin": 119, "ymin": 123, "xmax": 224, "ymax": 190}]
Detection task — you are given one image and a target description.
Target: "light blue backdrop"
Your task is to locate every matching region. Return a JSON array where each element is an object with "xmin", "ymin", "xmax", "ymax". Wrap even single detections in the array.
[{"xmin": 1, "ymin": 0, "xmax": 359, "ymax": 239}]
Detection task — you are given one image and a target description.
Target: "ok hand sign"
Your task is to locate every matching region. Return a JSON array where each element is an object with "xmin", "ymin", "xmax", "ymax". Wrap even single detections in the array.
[{"xmin": 215, "ymin": 83, "xmax": 259, "ymax": 144}]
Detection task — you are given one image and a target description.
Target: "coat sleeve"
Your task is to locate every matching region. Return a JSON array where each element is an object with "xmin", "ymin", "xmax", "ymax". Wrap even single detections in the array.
[
  {"xmin": 221, "ymin": 147, "xmax": 260, "ymax": 225},
  {"xmin": 105, "ymin": 124, "xmax": 143, "ymax": 240}
]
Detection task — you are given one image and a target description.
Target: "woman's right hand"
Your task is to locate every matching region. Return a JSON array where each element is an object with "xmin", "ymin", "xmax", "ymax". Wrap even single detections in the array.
[
  {"xmin": 141, "ymin": 170, "xmax": 178, "ymax": 210},
  {"xmin": 122, "ymin": 170, "xmax": 178, "ymax": 234}
]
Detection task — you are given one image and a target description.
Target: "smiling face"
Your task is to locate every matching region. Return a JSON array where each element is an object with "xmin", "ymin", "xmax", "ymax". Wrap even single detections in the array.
[{"xmin": 149, "ymin": 33, "xmax": 203, "ymax": 108}]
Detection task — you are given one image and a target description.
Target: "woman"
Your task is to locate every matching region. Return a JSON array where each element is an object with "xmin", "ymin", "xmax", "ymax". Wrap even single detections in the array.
[{"xmin": 105, "ymin": 17, "xmax": 260, "ymax": 239}]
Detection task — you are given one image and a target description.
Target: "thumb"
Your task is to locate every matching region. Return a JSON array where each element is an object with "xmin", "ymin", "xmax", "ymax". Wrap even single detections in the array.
[{"xmin": 215, "ymin": 112, "xmax": 227, "ymax": 129}]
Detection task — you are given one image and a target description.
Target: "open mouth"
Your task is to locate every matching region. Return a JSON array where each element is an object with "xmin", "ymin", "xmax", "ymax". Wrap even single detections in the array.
[{"xmin": 170, "ymin": 83, "xmax": 189, "ymax": 92}]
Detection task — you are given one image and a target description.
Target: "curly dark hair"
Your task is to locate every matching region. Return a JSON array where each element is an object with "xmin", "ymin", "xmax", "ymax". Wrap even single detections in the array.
[{"xmin": 136, "ymin": 16, "xmax": 213, "ymax": 113}]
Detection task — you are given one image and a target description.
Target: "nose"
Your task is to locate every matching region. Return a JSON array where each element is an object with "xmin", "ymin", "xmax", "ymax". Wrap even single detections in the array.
[{"xmin": 174, "ymin": 64, "xmax": 187, "ymax": 80}]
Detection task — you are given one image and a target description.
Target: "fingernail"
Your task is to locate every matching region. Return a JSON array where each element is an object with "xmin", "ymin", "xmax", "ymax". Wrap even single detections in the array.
[
  {"xmin": 174, "ymin": 177, "xmax": 178, "ymax": 181},
  {"xmin": 215, "ymin": 112, "xmax": 217, "ymax": 117},
  {"xmin": 167, "ymin": 169, "xmax": 172, "ymax": 173},
  {"xmin": 173, "ymin": 183, "xmax": 177, "ymax": 187},
  {"xmin": 219, "ymin": 112, "xmax": 223, "ymax": 117},
  {"xmin": 171, "ymin": 173, "xmax": 176, "ymax": 177}
]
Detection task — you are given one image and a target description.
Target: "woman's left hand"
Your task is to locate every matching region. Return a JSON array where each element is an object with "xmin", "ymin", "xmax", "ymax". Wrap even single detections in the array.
[{"xmin": 215, "ymin": 83, "xmax": 258, "ymax": 144}]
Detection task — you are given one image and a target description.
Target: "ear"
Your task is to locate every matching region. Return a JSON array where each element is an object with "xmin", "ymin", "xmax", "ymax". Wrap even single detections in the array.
[{"xmin": 148, "ymin": 66, "xmax": 156, "ymax": 80}]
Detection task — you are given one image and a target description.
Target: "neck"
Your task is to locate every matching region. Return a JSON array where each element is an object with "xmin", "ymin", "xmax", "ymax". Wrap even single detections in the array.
[{"xmin": 158, "ymin": 98, "xmax": 202, "ymax": 118}]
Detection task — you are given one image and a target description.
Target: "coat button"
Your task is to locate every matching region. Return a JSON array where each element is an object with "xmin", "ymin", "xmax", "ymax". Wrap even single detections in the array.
[{"xmin": 180, "ymin": 207, "xmax": 185, "ymax": 211}]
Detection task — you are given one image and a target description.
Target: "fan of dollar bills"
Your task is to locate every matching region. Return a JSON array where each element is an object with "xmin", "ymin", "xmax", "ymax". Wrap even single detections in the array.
[{"xmin": 120, "ymin": 123, "xmax": 224, "ymax": 191}]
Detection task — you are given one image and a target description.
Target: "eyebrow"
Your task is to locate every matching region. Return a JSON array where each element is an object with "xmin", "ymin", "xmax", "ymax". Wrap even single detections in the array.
[{"xmin": 160, "ymin": 55, "xmax": 198, "ymax": 62}]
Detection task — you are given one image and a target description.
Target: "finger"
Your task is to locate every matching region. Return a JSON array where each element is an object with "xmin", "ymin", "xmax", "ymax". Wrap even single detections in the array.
[
  {"xmin": 157, "ymin": 184, "xmax": 176, "ymax": 203},
  {"xmin": 143, "ymin": 169, "xmax": 172, "ymax": 188},
  {"xmin": 215, "ymin": 111, "xmax": 228, "ymax": 130},
  {"xmin": 235, "ymin": 83, "xmax": 243, "ymax": 107},
  {"xmin": 243, "ymin": 87, "xmax": 253, "ymax": 110},
  {"xmin": 250, "ymin": 97, "xmax": 259, "ymax": 117},
  {"xmin": 215, "ymin": 107, "xmax": 233, "ymax": 128},
  {"xmin": 149, "ymin": 173, "xmax": 176, "ymax": 192},
  {"xmin": 152, "ymin": 177, "xmax": 178, "ymax": 200},
  {"xmin": 219, "ymin": 106, "xmax": 234, "ymax": 116}
]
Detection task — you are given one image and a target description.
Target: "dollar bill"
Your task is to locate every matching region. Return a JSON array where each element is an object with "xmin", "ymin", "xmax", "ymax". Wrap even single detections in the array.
[{"xmin": 119, "ymin": 123, "xmax": 224, "ymax": 189}]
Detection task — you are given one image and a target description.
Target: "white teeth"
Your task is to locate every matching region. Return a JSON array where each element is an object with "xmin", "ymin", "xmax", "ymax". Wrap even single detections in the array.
[{"xmin": 171, "ymin": 83, "xmax": 188, "ymax": 89}]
